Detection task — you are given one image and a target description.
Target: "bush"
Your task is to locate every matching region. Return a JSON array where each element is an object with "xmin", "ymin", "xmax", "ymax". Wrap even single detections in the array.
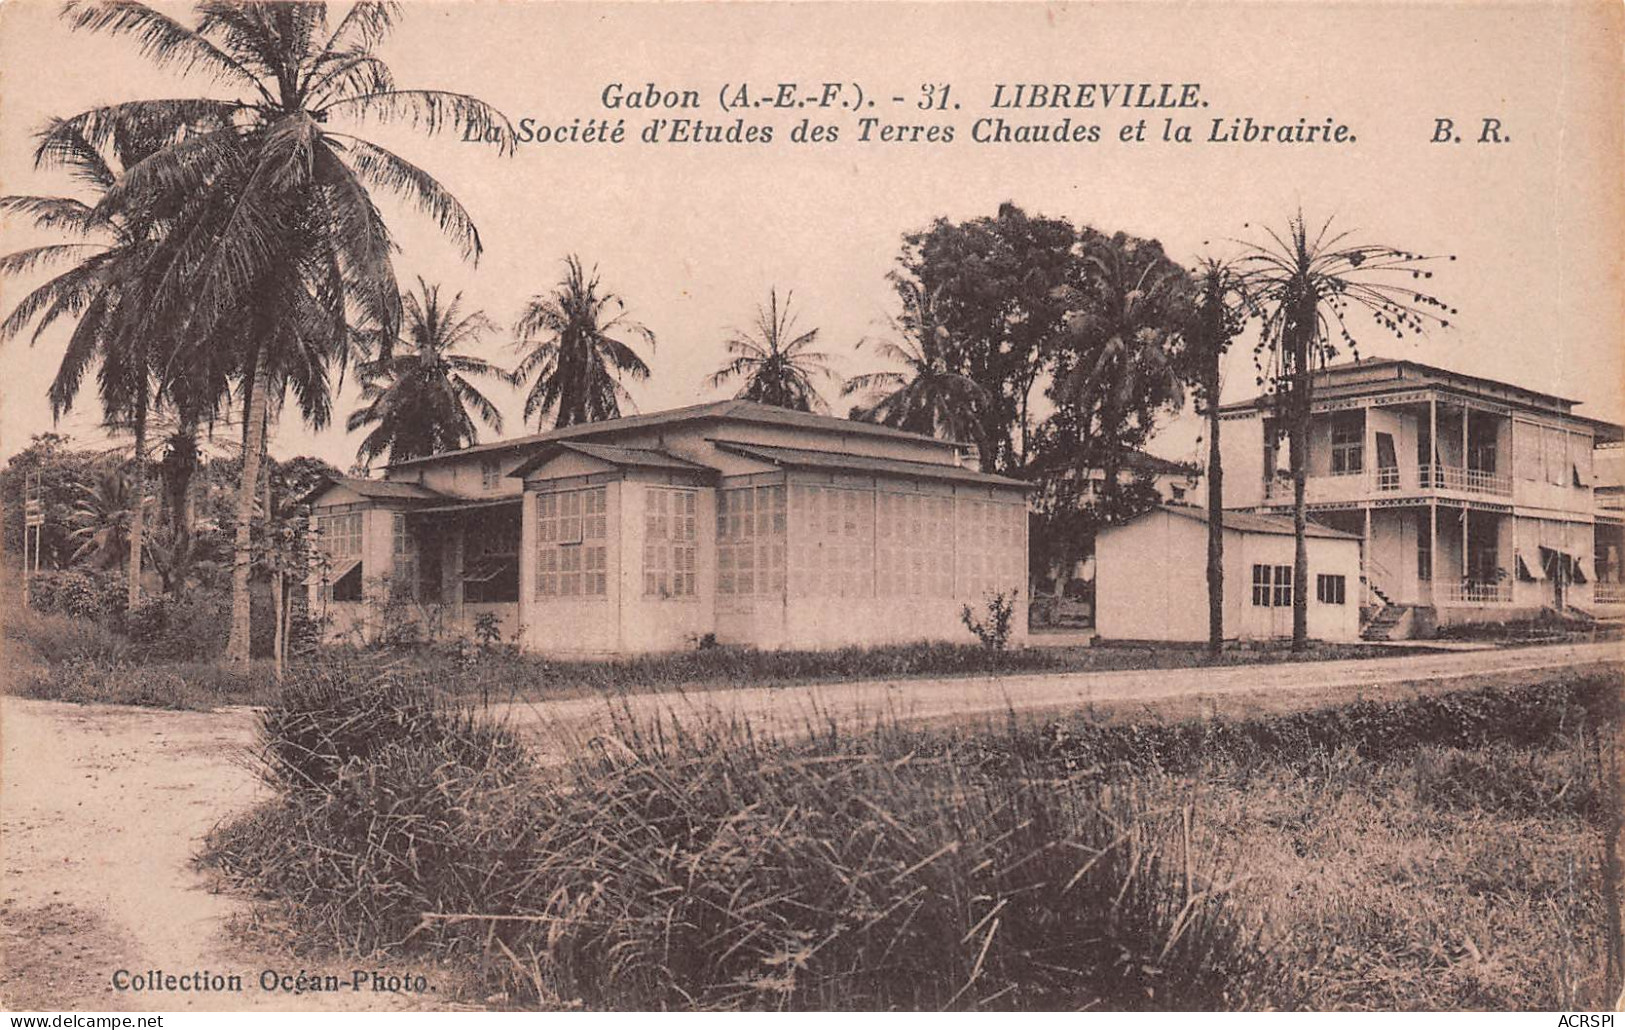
[
  {"xmin": 26, "ymin": 569, "xmax": 126, "ymax": 623},
  {"xmin": 961, "ymin": 590, "xmax": 1018, "ymax": 650},
  {"xmin": 126, "ymin": 593, "xmax": 231, "ymax": 661}
]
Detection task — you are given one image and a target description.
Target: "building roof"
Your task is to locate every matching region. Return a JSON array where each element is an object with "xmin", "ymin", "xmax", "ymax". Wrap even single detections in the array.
[
  {"xmin": 302, "ymin": 475, "xmax": 448, "ymax": 506},
  {"xmin": 386, "ymin": 400, "xmax": 965, "ymax": 469},
  {"xmin": 507, "ymin": 441, "xmax": 718, "ymax": 479},
  {"xmin": 1121, "ymin": 450, "xmax": 1200, "ymax": 477},
  {"xmin": 1128, "ymin": 504, "xmax": 1360, "ymax": 540},
  {"xmin": 1217, "ymin": 356, "xmax": 1625, "ymax": 440},
  {"xmin": 711, "ymin": 439, "xmax": 1028, "ymax": 489}
]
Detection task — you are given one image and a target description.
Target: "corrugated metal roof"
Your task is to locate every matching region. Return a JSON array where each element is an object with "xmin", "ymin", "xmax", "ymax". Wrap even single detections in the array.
[
  {"xmin": 508, "ymin": 441, "xmax": 719, "ymax": 478},
  {"xmin": 711, "ymin": 440, "xmax": 1028, "ymax": 489},
  {"xmin": 1155, "ymin": 504, "xmax": 1359, "ymax": 540},
  {"xmin": 385, "ymin": 399, "xmax": 965, "ymax": 469}
]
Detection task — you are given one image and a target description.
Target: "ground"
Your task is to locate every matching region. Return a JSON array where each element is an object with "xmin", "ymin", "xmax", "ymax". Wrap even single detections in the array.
[
  {"xmin": 0, "ymin": 699, "xmax": 430, "ymax": 1012},
  {"xmin": 0, "ymin": 639, "xmax": 1618, "ymax": 1010}
]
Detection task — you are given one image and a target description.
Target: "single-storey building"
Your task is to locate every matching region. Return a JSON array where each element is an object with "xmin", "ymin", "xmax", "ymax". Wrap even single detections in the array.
[
  {"xmin": 1094, "ymin": 505, "xmax": 1363, "ymax": 643},
  {"xmin": 304, "ymin": 400, "xmax": 1029, "ymax": 656}
]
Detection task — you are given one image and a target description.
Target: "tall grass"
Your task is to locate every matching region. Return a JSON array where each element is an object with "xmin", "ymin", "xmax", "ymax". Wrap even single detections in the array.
[
  {"xmin": 210, "ymin": 667, "xmax": 1285, "ymax": 1009},
  {"xmin": 4, "ymin": 608, "xmax": 280, "ymax": 708},
  {"xmin": 205, "ymin": 667, "xmax": 1620, "ymax": 1010}
]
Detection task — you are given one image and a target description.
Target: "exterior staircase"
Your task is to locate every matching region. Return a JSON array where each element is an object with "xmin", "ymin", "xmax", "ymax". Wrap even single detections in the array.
[{"xmin": 1361, "ymin": 604, "xmax": 1410, "ymax": 641}]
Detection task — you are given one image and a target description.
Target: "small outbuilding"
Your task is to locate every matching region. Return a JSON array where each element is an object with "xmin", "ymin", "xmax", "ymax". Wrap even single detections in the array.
[{"xmin": 1094, "ymin": 506, "xmax": 1363, "ymax": 643}]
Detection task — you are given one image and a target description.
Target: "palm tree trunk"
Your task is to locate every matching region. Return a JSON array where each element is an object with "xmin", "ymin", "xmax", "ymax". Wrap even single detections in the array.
[
  {"xmin": 125, "ymin": 413, "xmax": 146, "ymax": 611},
  {"xmin": 1205, "ymin": 357, "xmax": 1224, "ymax": 657},
  {"xmin": 226, "ymin": 361, "xmax": 270, "ymax": 664},
  {"xmin": 1289, "ymin": 329, "xmax": 1312, "ymax": 653},
  {"xmin": 163, "ymin": 421, "xmax": 199, "ymax": 597},
  {"xmin": 270, "ymin": 569, "xmax": 285, "ymax": 680}
]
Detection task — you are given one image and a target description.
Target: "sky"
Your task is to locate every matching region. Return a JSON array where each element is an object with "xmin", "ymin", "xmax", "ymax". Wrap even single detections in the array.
[{"xmin": 1, "ymin": 0, "xmax": 1621, "ymax": 473}]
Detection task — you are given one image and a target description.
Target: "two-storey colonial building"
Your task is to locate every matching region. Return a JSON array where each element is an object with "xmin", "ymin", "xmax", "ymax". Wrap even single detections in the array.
[
  {"xmin": 1218, "ymin": 358, "xmax": 1623, "ymax": 634},
  {"xmin": 303, "ymin": 400, "xmax": 1029, "ymax": 656}
]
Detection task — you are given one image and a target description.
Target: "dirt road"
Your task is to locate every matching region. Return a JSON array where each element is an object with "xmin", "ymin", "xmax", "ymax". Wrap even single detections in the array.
[
  {"xmin": 499, "ymin": 638, "xmax": 1625, "ymax": 761},
  {"xmin": 0, "ymin": 699, "xmax": 432, "ymax": 1012}
]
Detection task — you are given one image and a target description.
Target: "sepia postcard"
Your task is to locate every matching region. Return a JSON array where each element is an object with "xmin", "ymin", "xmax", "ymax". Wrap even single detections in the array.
[{"xmin": 0, "ymin": 0, "xmax": 1621, "ymax": 1018}]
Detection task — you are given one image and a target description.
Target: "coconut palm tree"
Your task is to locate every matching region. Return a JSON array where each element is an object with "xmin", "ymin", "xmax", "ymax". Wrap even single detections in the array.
[
  {"xmin": 1053, "ymin": 232, "xmax": 1192, "ymax": 509},
  {"xmin": 348, "ymin": 279, "xmax": 509, "ymax": 466},
  {"xmin": 513, "ymin": 255, "xmax": 654, "ymax": 428},
  {"xmin": 1241, "ymin": 211, "xmax": 1455, "ymax": 651},
  {"xmin": 708, "ymin": 288, "xmax": 834, "ymax": 412},
  {"xmin": 845, "ymin": 281, "xmax": 988, "ymax": 442},
  {"xmin": 47, "ymin": 1, "xmax": 512, "ymax": 661},
  {"xmin": 0, "ymin": 112, "xmax": 216, "ymax": 609},
  {"xmin": 1184, "ymin": 256, "xmax": 1252, "ymax": 657}
]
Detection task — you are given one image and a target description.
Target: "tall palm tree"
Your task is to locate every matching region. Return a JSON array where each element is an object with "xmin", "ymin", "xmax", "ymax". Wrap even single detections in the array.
[
  {"xmin": 708, "ymin": 288, "xmax": 834, "ymax": 412},
  {"xmin": 347, "ymin": 279, "xmax": 509, "ymax": 467},
  {"xmin": 1184, "ymin": 257, "xmax": 1251, "ymax": 657},
  {"xmin": 0, "ymin": 111, "xmax": 222, "ymax": 610},
  {"xmin": 1241, "ymin": 211, "xmax": 1455, "ymax": 651},
  {"xmin": 49, "ymin": 1, "xmax": 512, "ymax": 661},
  {"xmin": 1053, "ymin": 232, "xmax": 1192, "ymax": 509},
  {"xmin": 845, "ymin": 280, "xmax": 988, "ymax": 442},
  {"xmin": 513, "ymin": 255, "xmax": 654, "ymax": 428}
]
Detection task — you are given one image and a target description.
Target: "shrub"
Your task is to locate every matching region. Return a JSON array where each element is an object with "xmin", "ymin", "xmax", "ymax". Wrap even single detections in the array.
[
  {"xmin": 126, "ymin": 593, "xmax": 231, "ymax": 661},
  {"xmin": 26, "ymin": 568, "xmax": 126, "ymax": 623},
  {"xmin": 961, "ymin": 590, "xmax": 1018, "ymax": 650}
]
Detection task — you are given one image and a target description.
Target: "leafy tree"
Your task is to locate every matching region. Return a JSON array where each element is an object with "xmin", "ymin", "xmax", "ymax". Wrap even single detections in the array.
[
  {"xmin": 347, "ymin": 279, "xmax": 509, "ymax": 467},
  {"xmin": 845, "ymin": 280, "xmax": 990, "ymax": 443},
  {"xmin": 1, "ymin": 434, "xmax": 100, "ymax": 569},
  {"xmin": 1241, "ymin": 211, "xmax": 1454, "ymax": 651},
  {"xmin": 1183, "ymin": 256, "xmax": 1251, "ymax": 656},
  {"xmin": 50, "ymin": 1, "xmax": 511, "ymax": 662},
  {"xmin": 1047, "ymin": 231, "xmax": 1193, "ymax": 511},
  {"xmin": 513, "ymin": 255, "xmax": 654, "ymax": 428},
  {"xmin": 894, "ymin": 203, "xmax": 1076, "ymax": 473},
  {"xmin": 707, "ymin": 288, "xmax": 834, "ymax": 412}
]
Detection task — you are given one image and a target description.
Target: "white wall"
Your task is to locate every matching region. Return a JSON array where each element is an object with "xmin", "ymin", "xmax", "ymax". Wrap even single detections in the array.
[
  {"xmin": 1218, "ymin": 413, "xmax": 1266, "ymax": 509},
  {"xmin": 1097, "ymin": 511, "xmax": 1362, "ymax": 643}
]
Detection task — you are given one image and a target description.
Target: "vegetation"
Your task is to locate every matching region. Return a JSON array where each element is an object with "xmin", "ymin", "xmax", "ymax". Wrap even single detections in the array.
[
  {"xmin": 1049, "ymin": 232, "xmax": 1191, "ymax": 510},
  {"xmin": 1183, "ymin": 257, "xmax": 1251, "ymax": 656},
  {"xmin": 513, "ymin": 255, "xmax": 655, "ymax": 429},
  {"xmin": 9, "ymin": 1, "xmax": 512, "ymax": 665},
  {"xmin": 1240, "ymin": 212, "xmax": 1455, "ymax": 651},
  {"xmin": 203, "ymin": 668, "xmax": 1619, "ymax": 1010},
  {"xmin": 844, "ymin": 280, "xmax": 990, "ymax": 443},
  {"xmin": 347, "ymin": 279, "xmax": 511, "ymax": 468},
  {"xmin": 883, "ymin": 202, "xmax": 1076, "ymax": 474},
  {"xmin": 708, "ymin": 288, "xmax": 836, "ymax": 412}
]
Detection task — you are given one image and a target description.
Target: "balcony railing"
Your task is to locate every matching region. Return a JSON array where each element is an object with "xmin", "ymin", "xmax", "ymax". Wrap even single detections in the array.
[
  {"xmin": 1263, "ymin": 463, "xmax": 1513, "ymax": 503},
  {"xmin": 1418, "ymin": 464, "xmax": 1512, "ymax": 497},
  {"xmin": 1435, "ymin": 579, "xmax": 1514, "ymax": 606},
  {"xmin": 1594, "ymin": 582, "xmax": 1625, "ymax": 605}
]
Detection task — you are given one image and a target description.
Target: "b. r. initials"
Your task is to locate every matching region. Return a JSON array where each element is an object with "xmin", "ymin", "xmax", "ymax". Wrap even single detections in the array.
[{"xmin": 1431, "ymin": 117, "xmax": 1511, "ymax": 143}]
